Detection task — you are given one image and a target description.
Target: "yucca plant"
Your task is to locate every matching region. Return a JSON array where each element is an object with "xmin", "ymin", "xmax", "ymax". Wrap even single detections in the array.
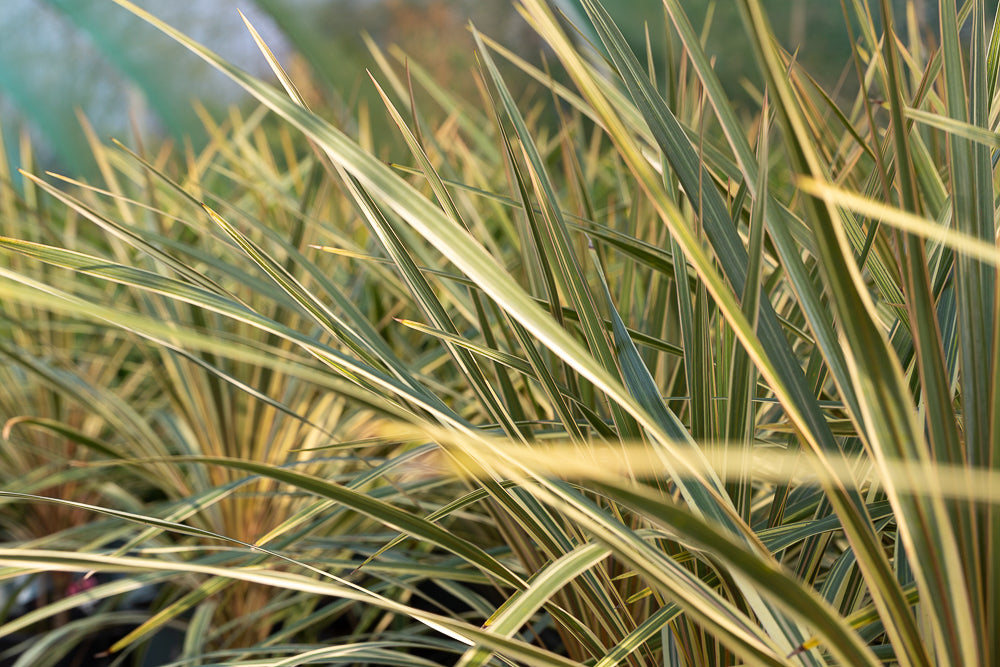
[
  {"xmin": 0, "ymin": 104, "xmax": 478, "ymax": 663},
  {"xmin": 1, "ymin": 0, "xmax": 998, "ymax": 665}
]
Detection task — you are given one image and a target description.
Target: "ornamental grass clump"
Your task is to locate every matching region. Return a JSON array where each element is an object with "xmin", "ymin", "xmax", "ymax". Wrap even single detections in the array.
[{"xmin": 0, "ymin": 0, "xmax": 997, "ymax": 665}]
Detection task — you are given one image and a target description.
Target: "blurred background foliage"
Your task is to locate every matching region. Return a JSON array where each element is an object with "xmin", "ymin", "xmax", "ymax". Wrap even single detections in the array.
[{"xmin": 0, "ymin": 0, "xmax": 960, "ymax": 180}]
